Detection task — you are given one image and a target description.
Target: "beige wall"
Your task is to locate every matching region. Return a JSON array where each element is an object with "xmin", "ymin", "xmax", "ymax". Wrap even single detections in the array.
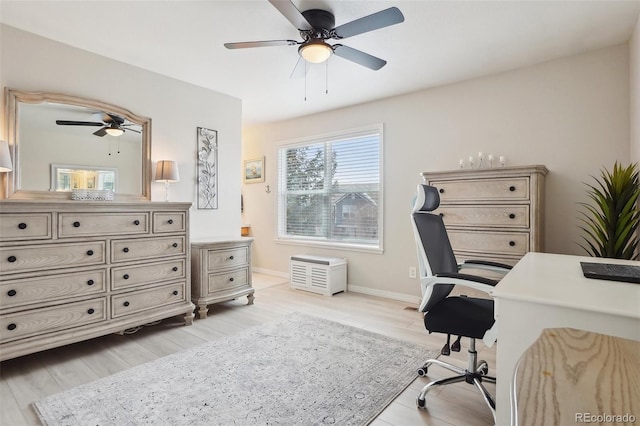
[
  {"xmin": 0, "ymin": 25, "xmax": 243, "ymax": 240},
  {"xmin": 631, "ymin": 15, "xmax": 640, "ymax": 164},
  {"xmin": 243, "ymin": 45, "xmax": 631, "ymax": 302}
]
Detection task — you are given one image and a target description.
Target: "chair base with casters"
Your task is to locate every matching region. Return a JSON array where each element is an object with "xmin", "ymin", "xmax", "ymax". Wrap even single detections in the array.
[{"xmin": 416, "ymin": 337, "xmax": 496, "ymax": 423}]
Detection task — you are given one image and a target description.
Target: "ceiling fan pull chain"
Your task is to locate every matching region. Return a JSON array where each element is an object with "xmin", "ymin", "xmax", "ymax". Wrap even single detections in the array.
[
  {"xmin": 304, "ymin": 60, "xmax": 308, "ymax": 101},
  {"xmin": 325, "ymin": 60, "xmax": 329, "ymax": 94}
]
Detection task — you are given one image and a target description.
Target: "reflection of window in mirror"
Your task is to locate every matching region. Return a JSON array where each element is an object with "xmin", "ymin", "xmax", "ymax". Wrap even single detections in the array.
[{"xmin": 51, "ymin": 164, "xmax": 117, "ymax": 192}]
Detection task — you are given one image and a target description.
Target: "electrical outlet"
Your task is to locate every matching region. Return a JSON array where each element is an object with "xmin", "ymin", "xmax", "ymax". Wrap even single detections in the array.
[{"xmin": 409, "ymin": 267, "xmax": 417, "ymax": 278}]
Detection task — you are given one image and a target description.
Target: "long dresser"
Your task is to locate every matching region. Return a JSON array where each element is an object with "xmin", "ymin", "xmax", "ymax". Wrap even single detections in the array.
[
  {"xmin": 421, "ymin": 165, "xmax": 548, "ymax": 267},
  {"xmin": 0, "ymin": 200, "xmax": 194, "ymax": 361}
]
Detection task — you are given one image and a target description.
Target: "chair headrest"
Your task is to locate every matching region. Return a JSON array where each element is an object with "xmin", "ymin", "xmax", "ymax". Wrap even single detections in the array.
[{"xmin": 412, "ymin": 184, "xmax": 440, "ymax": 212}]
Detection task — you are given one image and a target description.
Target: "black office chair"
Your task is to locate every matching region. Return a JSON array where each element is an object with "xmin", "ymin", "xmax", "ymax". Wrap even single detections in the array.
[{"xmin": 411, "ymin": 184, "xmax": 512, "ymax": 422}]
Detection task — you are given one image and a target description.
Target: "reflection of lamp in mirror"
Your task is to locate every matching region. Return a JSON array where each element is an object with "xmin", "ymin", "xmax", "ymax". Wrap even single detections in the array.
[
  {"xmin": 154, "ymin": 160, "xmax": 179, "ymax": 202},
  {"xmin": 0, "ymin": 140, "xmax": 12, "ymax": 172}
]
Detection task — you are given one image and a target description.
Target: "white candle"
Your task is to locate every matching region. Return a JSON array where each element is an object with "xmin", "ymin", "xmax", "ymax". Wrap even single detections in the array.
[
  {"xmin": 469, "ymin": 156, "xmax": 474, "ymax": 162},
  {"xmin": 459, "ymin": 159, "xmax": 464, "ymax": 165},
  {"xmin": 478, "ymin": 152, "xmax": 484, "ymax": 159},
  {"xmin": 488, "ymin": 154, "xmax": 494, "ymax": 161}
]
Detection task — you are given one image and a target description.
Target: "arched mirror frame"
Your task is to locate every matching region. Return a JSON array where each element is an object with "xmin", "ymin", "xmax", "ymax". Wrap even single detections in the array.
[{"xmin": 5, "ymin": 88, "xmax": 151, "ymax": 201}]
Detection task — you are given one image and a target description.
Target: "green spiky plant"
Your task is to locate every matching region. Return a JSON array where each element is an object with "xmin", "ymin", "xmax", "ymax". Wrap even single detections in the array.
[{"xmin": 578, "ymin": 162, "xmax": 640, "ymax": 260}]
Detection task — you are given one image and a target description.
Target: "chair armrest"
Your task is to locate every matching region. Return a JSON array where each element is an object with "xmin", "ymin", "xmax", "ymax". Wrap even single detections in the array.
[
  {"xmin": 419, "ymin": 274, "xmax": 498, "ymax": 312},
  {"xmin": 458, "ymin": 259, "xmax": 512, "ymax": 275}
]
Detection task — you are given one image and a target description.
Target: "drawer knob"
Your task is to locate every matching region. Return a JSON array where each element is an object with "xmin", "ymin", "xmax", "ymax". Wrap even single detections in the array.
[
  {"xmin": 7, "ymin": 323, "xmax": 17, "ymax": 331},
  {"xmin": 229, "ymin": 255, "xmax": 235, "ymax": 260},
  {"xmin": 172, "ymin": 243, "xmax": 178, "ymax": 248},
  {"xmin": 7, "ymin": 255, "xmax": 17, "ymax": 263},
  {"xmin": 7, "ymin": 289, "xmax": 17, "ymax": 297},
  {"xmin": 123, "ymin": 301, "xmax": 130, "ymax": 307},
  {"xmin": 168, "ymin": 219, "xmax": 174, "ymax": 224},
  {"xmin": 133, "ymin": 220, "xmax": 140, "ymax": 225},
  {"xmin": 229, "ymin": 277, "xmax": 235, "ymax": 282},
  {"xmin": 86, "ymin": 250, "xmax": 94, "ymax": 256},
  {"xmin": 438, "ymin": 188, "xmax": 445, "ymax": 194},
  {"xmin": 172, "ymin": 266, "xmax": 178, "ymax": 272},
  {"xmin": 509, "ymin": 186, "xmax": 516, "ymax": 192},
  {"xmin": 509, "ymin": 241, "xmax": 516, "ymax": 246},
  {"xmin": 509, "ymin": 213, "xmax": 516, "ymax": 219},
  {"xmin": 87, "ymin": 308, "xmax": 95, "ymax": 315},
  {"xmin": 18, "ymin": 222, "xmax": 27, "ymax": 230},
  {"xmin": 123, "ymin": 274, "xmax": 130, "ymax": 280},
  {"xmin": 73, "ymin": 221, "xmax": 81, "ymax": 227},
  {"xmin": 87, "ymin": 279, "xmax": 95, "ymax": 286},
  {"xmin": 123, "ymin": 247, "xmax": 129, "ymax": 253},
  {"xmin": 172, "ymin": 290, "xmax": 179, "ymax": 296}
]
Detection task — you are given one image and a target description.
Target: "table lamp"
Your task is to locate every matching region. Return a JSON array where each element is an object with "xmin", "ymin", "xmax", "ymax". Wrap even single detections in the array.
[{"xmin": 154, "ymin": 160, "xmax": 179, "ymax": 202}]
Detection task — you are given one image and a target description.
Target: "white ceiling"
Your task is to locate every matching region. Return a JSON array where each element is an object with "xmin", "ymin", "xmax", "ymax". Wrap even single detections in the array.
[{"xmin": 2, "ymin": 0, "xmax": 640, "ymax": 125}]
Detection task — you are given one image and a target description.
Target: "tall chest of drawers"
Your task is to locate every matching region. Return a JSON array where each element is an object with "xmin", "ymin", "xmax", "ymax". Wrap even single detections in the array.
[
  {"xmin": 421, "ymin": 165, "xmax": 548, "ymax": 266},
  {"xmin": 191, "ymin": 238, "xmax": 254, "ymax": 319},
  {"xmin": 0, "ymin": 201, "xmax": 194, "ymax": 361}
]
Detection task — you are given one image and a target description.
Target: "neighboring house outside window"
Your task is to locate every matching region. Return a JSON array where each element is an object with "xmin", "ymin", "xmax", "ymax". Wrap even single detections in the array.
[{"xmin": 277, "ymin": 124, "xmax": 383, "ymax": 252}]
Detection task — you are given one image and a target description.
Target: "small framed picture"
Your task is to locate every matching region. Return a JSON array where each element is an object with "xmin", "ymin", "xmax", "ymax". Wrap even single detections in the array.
[{"xmin": 244, "ymin": 157, "xmax": 265, "ymax": 183}]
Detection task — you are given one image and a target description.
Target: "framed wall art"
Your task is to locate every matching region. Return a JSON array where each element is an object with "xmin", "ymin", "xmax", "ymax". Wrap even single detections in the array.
[
  {"xmin": 196, "ymin": 127, "xmax": 218, "ymax": 209},
  {"xmin": 244, "ymin": 157, "xmax": 264, "ymax": 183}
]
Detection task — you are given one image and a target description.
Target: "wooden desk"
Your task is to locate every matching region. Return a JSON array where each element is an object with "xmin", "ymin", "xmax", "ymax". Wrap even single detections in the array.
[
  {"xmin": 514, "ymin": 328, "xmax": 640, "ymax": 426},
  {"xmin": 492, "ymin": 252, "xmax": 640, "ymax": 426}
]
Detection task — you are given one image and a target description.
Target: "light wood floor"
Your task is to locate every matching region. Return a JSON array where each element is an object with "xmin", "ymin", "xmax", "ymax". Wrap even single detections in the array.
[{"xmin": 0, "ymin": 273, "xmax": 496, "ymax": 426}]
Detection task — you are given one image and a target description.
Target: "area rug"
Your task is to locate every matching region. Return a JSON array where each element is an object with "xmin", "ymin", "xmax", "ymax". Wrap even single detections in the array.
[{"xmin": 33, "ymin": 312, "xmax": 438, "ymax": 426}]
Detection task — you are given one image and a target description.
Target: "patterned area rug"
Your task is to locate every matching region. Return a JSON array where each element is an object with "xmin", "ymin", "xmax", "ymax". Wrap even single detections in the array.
[{"xmin": 34, "ymin": 312, "xmax": 438, "ymax": 425}]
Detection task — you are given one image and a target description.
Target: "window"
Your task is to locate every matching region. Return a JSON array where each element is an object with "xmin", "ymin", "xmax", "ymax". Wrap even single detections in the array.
[{"xmin": 277, "ymin": 124, "xmax": 383, "ymax": 251}]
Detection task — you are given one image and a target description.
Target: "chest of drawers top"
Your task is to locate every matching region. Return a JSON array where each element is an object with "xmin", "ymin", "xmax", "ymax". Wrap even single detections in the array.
[{"xmin": 0, "ymin": 201, "xmax": 191, "ymax": 243}]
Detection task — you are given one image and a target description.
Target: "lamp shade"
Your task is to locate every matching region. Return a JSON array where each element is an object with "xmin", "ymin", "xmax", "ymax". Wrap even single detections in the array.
[
  {"xmin": 0, "ymin": 140, "xmax": 13, "ymax": 172},
  {"xmin": 299, "ymin": 40, "xmax": 332, "ymax": 64},
  {"xmin": 154, "ymin": 160, "xmax": 179, "ymax": 182}
]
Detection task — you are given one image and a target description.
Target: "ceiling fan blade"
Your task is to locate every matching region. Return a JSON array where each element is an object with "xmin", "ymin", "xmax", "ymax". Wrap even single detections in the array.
[
  {"xmin": 332, "ymin": 7, "xmax": 404, "ymax": 39},
  {"xmin": 104, "ymin": 113, "xmax": 124, "ymax": 124},
  {"xmin": 333, "ymin": 44, "xmax": 387, "ymax": 70},
  {"xmin": 268, "ymin": 0, "xmax": 312, "ymax": 30},
  {"xmin": 56, "ymin": 120, "xmax": 103, "ymax": 126},
  {"xmin": 124, "ymin": 128, "xmax": 141, "ymax": 134},
  {"xmin": 224, "ymin": 40, "xmax": 298, "ymax": 49},
  {"xmin": 93, "ymin": 127, "xmax": 108, "ymax": 137},
  {"xmin": 289, "ymin": 57, "xmax": 308, "ymax": 79}
]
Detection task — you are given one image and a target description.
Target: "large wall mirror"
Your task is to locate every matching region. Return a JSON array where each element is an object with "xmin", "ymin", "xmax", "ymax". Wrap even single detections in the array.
[{"xmin": 5, "ymin": 88, "xmax": 151, "ymax": 201}]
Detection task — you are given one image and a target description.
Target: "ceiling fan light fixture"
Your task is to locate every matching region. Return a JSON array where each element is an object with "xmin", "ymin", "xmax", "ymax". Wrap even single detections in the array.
[
  {"xmin": 299, "ymin": 40, "xmax": 332, "ymax": 64},
  {"xmin": 105, "ymin": 126, "xmax": 124, "ymax": 137}
]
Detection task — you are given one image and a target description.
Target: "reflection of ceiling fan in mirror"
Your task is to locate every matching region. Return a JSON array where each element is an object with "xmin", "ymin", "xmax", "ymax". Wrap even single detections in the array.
[
  {"xmin": 224, "ymin": 0, "xmax": 404, "ymax": 71},
  {"xmin": 55, "ymin": 113, "xmax": 141, "ymax": 137}
]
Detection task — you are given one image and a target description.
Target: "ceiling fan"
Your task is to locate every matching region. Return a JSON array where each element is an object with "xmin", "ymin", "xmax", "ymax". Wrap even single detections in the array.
[
  {"xmin": 224, "ymin": 0, "xmax": 404, "ymax": 71},
  {"xmin": 55, "ymin": 113, "xmax": 141, "ymax": 137}
]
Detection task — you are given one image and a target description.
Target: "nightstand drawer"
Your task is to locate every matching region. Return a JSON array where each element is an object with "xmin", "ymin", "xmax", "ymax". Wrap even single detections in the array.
[
  {"xmin": 0, "ymin": 213, "xmax": 52, "ymax": 241},
  {"xmin": 431, "ymin": 177, "xmax": 530, "ymax": 202},
  {"xmin": 111, "ymin": 281, "xmax": 186, "ymax": 318},
  {"xmin": 208, "ymin": 267, "xmax": 249, "ymax": 293},
  {"xmin": 0, "ymin": 242, "xmax": 106, "ymax": 274},
  {"xmin": 438, "ymin": 205, "xmax": 529, "ymax": 228},
  {"xmin": 448, "ymin": 230, "xmax": 529, "ymax": 256},
  {"xmin": 0, "ymin": 298, "xmax": 107, "ymax": 342},
  {"xmin": 0, "ymin": 269, "xmax": 107, "ymax": 309},
  {"xmin": 59, "ymin": 213, "xmax": 149, "ymax": 237},
  {"xmin": 111, "ymin": 259, "xmax": 185, "ymax": 290},
  {"xmin": 111, "ymin": 236, "xmax": 185, "ymax": 262},
  {"xmin": 207, "ymin": 247, "xmax": 248, "ymax": 270}
]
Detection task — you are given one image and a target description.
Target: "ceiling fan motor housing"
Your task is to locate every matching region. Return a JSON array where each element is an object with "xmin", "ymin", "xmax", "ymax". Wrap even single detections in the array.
[{"xmin": 301, "ymin": 9, "xmax": 335, "ymax": 38}]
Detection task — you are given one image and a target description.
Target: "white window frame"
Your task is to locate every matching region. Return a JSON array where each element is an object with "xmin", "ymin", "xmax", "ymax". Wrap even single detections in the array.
[{"xmin": 275, "ymin": 124, "xmax": 384, "ymax": 253}]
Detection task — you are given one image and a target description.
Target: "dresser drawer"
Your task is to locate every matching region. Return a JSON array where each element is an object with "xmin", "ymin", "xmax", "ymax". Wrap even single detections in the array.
[
  {"xmin": 448, "ymin": 230, "xmax": 529, "ymax": 256},
  {"xmin": 431, "ymin": 177, "xmax": 530, "ymax": 202},
  {"xmin": 0, "ymin": 269, "xmax": 107, "ymax": 309},
  {"xmin": 111, "ymin": 281, "xmax": 186, "ymax": 318},
  {"xmin": 111, "ymin": 259, "xmax": 185, "ymax": 290},
  {"xmin": 111, "ymin": 236, "xmax": 186, "ymax": 263},
  {"xmin": 438, "ymin": 205, "xmax": 529, "ymax": 228},
  {"xmin": 0, "ymin": 242, "xmax": 106, "ymax": 274},
  {"xmin": 153, "ymin": 212, "xmax": 186, "ymax": 233},
  {"xmin": 207, "ymin": 247, "xmax": 248, "ymax": 270},
  {"xmin": 0, "ymin": 213, "xmax": 52, "ymax": 241},
  {"xmin": 0, "ymin": 297, "xmax": 107, "ymax": 343},
  {"xmin": 59, "ymin": 213, "xmax": 149, "ymax": 237},
  {"xmin": 208, "ymin": 267, "xmax": 249, "ymax": 293}
]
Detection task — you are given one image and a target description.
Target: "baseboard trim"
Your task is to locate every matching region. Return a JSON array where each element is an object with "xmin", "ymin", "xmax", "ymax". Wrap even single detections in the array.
[
  {"xmin": 252, "ymin": 267, "xmax": 289, "ymax": 279},
  {"xmin": 347, "ymin": 285, "xmax": 421, "ymax": 305}
]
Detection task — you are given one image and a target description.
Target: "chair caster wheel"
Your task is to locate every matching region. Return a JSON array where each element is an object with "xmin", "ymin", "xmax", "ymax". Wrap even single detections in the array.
[
  {"xmin": 477, "ymin": 360, "xmax": 489, "ymax": 375},
  {"xmin": 417, "ymin": 397, "xmax": 426, "ymax": 409},
  {"xmin": 417, "ymin": 364, "xmax": 429, "ymax": 376}
]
